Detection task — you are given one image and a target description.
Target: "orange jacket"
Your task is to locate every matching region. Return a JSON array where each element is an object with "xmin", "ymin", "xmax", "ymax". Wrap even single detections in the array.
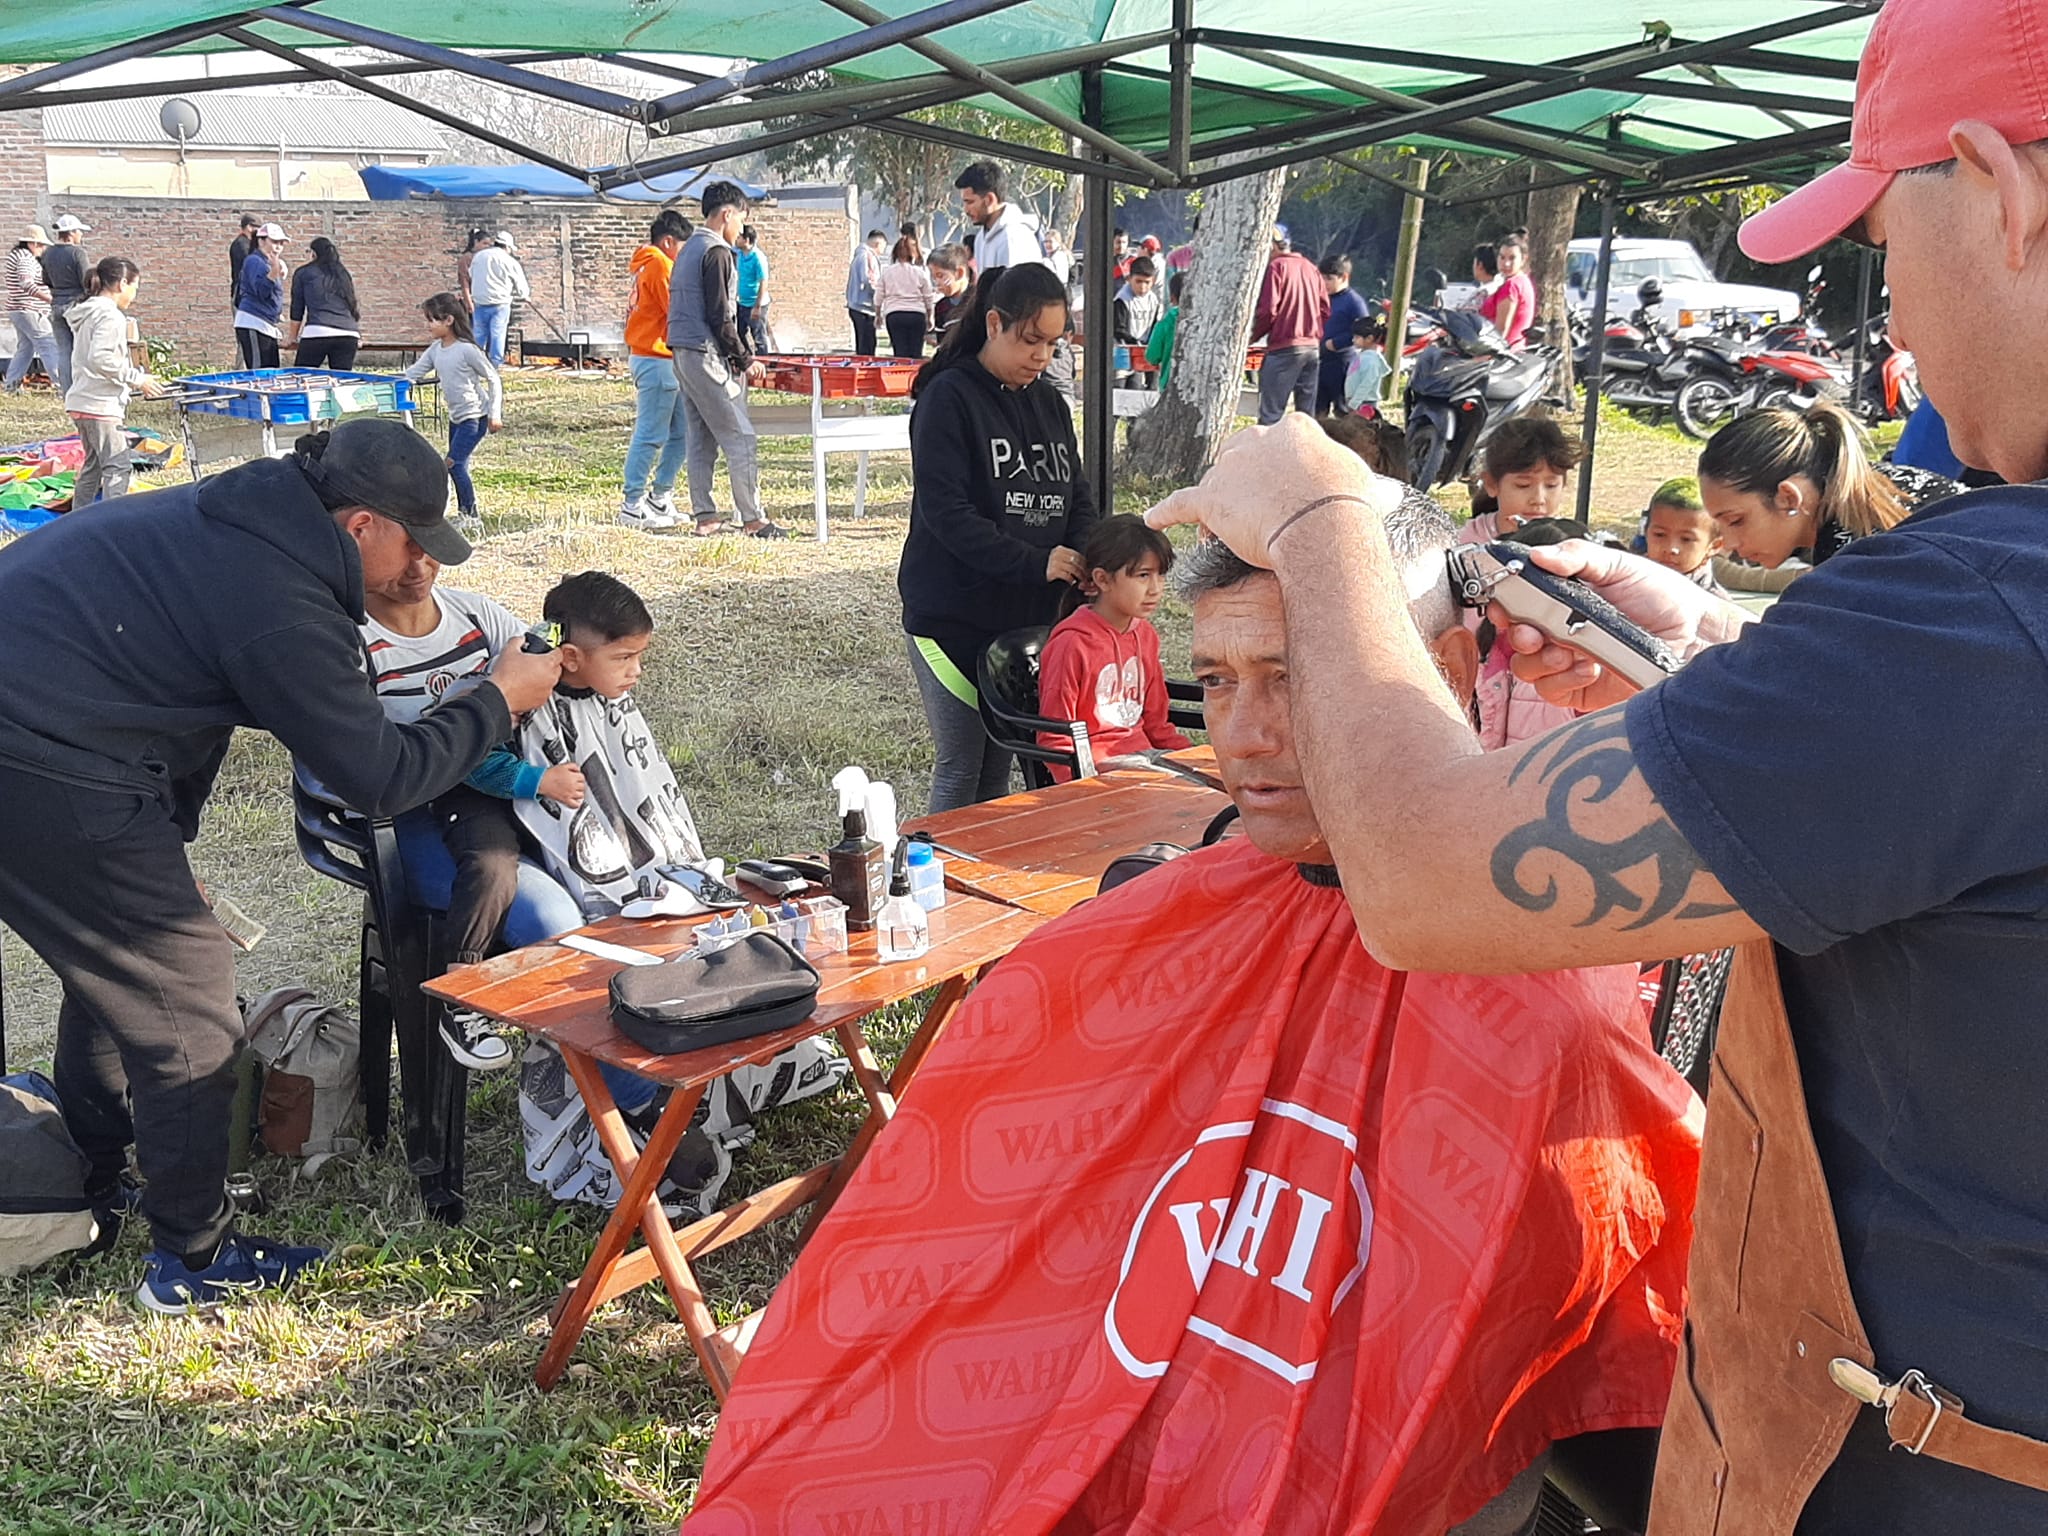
[{"xmin": 626, "ymin": 243, "xmax": 673, "ymax": 358}]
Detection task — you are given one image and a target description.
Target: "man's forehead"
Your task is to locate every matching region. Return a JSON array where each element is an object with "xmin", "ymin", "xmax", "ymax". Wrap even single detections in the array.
[{"xmin": 1191, "ymin": 577, "xmax": 1286, "ymax": 656}]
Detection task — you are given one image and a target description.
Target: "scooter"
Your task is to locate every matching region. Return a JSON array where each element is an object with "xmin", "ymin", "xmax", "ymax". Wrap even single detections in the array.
[
  {"xmin": 1675, "ymin": 343, "xmax": 1844, "ymax": 434},
  {"xmin": 1404, "ymin": 308, "xmax": 1561, "ymax": 489}
]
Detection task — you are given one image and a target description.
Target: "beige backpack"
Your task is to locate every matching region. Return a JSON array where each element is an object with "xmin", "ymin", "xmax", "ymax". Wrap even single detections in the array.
[{"xmin": 244, "ymin": 987, "xmax": 362, "ymax": 1168}]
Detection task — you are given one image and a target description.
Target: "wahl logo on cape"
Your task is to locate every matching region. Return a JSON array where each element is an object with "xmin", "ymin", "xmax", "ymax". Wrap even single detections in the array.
[{"xmin": 1104, "ymin": 1098, "xmax": 1372, "ymax": 1386}]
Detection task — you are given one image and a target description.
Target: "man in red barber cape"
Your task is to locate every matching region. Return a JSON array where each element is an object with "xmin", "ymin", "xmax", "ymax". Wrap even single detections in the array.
[{"xmin": 686, "ymin": 490, "xmax": 1699, "ymax": 1535}]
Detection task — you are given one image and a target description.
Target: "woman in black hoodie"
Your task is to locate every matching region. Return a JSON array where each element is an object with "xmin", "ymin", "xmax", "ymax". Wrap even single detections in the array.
[
  {"xmin": 898, "ymin": 263, "xmax": 1098, "ymax": 811},
  {"xmin": 288, "ymin": 236, "xmax": 362, "ymax": 370}
]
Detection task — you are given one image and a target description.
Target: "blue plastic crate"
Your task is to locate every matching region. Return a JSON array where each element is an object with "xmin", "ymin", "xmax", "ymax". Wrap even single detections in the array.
[{"xmin": 178, "ymin": 369, "xmax": 416, "ymax": 425}]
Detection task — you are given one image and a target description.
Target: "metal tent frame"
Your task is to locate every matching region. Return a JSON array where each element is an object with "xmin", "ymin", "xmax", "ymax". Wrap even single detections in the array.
[{"xmin": 0, "ymin": 0, "xmax": 1879, "ymax": 512}]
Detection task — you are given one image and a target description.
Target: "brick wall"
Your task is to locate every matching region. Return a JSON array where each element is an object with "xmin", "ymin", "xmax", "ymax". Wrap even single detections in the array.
[
  {"xmin": 0, "ymin": 75, "xmax": 45, "ymax": 216},
  {"xmin": 25, "ymin": 193, "xmax": 855, "ymax": 369}
]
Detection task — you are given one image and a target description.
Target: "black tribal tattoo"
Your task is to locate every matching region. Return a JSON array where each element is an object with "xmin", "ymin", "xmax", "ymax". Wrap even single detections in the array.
[{"xmin": 1491, "ymin": 713, "xmax": 1737, "ymax": 930}]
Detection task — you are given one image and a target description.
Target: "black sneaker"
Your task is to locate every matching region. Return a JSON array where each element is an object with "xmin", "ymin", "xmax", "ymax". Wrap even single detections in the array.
[
  {"xmin": 742, "ymin": 521, "xmax": 788, "ymax": 540},
  {"xmin": 438, "ymin": 1008, "xmax": 517, "ymax": 1072},
  {"xmin": 77, "ymin": 1171, "xmax": 143, "ymax": 1261}
]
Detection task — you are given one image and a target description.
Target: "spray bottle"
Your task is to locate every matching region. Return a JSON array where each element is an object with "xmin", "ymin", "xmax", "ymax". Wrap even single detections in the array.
[
  {"xmin": 829, "ymin": 767, "xmax": 887, "ymax": 930},
  {"xmin": 877, "ymin": 840, "xmax": 931, "ymax": 962}
]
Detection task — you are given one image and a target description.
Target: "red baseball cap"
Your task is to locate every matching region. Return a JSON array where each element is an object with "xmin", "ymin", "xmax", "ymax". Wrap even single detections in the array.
[{"xmin": 1740, "ymin": 0, "xmax": 2048, "ymax": 264}]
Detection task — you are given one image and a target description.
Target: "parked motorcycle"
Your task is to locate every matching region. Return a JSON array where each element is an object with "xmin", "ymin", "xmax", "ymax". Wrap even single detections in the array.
[
  {"xmin": 1584, "ymin": 280, "xmax": 1750, "ymax": 440},
  {"xmin": 1404, "ymin": 308, "xmax": 1561, "ymax": 489}
]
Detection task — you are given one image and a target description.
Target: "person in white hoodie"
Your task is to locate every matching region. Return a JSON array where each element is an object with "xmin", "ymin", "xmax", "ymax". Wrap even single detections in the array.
[{"xmin": 64, "ymin": 255, "xmax": 165, "ymax": 507}]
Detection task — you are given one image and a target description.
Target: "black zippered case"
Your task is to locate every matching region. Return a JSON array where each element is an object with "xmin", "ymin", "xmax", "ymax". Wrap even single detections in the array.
[{"xmin": 609, "ymin": 932, "xmax": 822, "ymax": 1056}]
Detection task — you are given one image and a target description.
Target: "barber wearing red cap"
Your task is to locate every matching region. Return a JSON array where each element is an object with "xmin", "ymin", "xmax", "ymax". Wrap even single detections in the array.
[
  {"xmin": 0, "ymin": 418, "xmax": 561, "ymax": 1312},
  {"xmin": 1146, "ymin": 2, "xmax": 2048, "ymax": 1529}
]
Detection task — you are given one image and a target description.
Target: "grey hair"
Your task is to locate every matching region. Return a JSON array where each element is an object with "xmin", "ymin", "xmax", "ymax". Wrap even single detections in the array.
[{"xmin": 1175, "ymin": 484, "xmax": 1461, "ymax": 637}]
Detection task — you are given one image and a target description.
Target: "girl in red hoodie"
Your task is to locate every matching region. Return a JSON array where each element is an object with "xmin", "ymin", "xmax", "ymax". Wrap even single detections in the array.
[{"xmin": 1037, "ymin": 515, "xmax": 1192, "ymax": 780}]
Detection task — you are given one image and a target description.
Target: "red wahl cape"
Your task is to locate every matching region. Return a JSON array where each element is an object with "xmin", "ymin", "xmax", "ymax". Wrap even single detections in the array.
[{"xmin": 686, "ymin": 840, "xmax": 1700, "ymax": 1535}]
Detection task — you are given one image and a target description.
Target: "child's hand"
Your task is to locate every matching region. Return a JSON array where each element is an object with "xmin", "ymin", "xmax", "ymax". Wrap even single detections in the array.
[
  {"xmin": 488, "ymin": 418, "xmax": 503, "ymax": 434},
  {"xmin": 538, "ymin": 763, "xmax": 587, "ymax": 807}
]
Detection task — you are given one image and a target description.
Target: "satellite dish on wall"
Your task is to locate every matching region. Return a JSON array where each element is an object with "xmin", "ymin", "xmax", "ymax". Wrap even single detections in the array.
[{"xmin": 159, "ymin": 97, "xmax": 203, "ymax": 142}]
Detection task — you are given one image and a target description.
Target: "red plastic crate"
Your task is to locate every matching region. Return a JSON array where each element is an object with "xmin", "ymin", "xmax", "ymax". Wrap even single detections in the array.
[{"xmin": 756, "ymin": 354, "xmax": 920, "ymax": 399}]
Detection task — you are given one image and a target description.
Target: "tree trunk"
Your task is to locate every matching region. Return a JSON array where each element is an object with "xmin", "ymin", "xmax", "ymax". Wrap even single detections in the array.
[
  {"xmin": 1054, "ymin": 147, "xmax": 1084, "ymax": 249},
  {"xmin": 1125, "ymin": 161, "xmax": 1288, "ymax": 485},
  {"xmin": 1525, "ymin": 174, "xmax": 1582, "ymax": 397}
]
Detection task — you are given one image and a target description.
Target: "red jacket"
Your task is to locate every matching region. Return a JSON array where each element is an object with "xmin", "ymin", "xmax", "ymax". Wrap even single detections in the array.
[
  {"xmin": 1253, "ymin": 251, "xmax": 1330, "ymax": 350},
  {"xmin": 1035, "ymin": 605, "xmax": 1190, "ymax": 779}
]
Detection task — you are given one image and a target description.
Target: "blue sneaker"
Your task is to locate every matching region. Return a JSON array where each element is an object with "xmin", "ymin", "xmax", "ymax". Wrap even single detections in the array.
[{"xmin": 137, "ymin": 1232, "xmax": 329, "ymax": 1315}]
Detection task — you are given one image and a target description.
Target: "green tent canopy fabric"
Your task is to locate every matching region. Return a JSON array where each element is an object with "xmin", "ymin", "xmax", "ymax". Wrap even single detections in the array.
[{"xmin": 0, "ymin": 1, "xmax": 1873, "ymax": 190}]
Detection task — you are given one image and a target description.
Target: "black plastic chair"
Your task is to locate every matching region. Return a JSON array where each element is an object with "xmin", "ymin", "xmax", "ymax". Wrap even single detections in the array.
[
  {"xmin": 979, "ymin": 625, "xmax": 1206, "ymax": 790},
  {"xmin": 1647, "ymin": 948, "xmax": 1734, "ymax": 1099},
  {"xmin": 291, "ymin": 764, "xmax": 469, "ymax": 1224}
]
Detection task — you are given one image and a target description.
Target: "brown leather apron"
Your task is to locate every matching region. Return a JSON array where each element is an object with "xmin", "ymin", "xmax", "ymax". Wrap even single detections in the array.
[{"xmin": 1649, "ymin": 941, "xmax": 2048, "ymax": 1534}]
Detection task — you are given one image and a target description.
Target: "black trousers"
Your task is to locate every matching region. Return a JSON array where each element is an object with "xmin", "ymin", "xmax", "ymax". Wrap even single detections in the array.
[
  {"xmin": 294, "ymin": 335, "xmax": 359, "ymax": 371},
  {"xmin": 428, "ymin": 785, "xmax": 523, "ymax": 966},
  {"xmin": 236, "ymin": 327, "xmax": 280, "ymax": 370},
  {"xmin": 884, "ymin": 310, "xmax": 928, "ymax": 359},
  {"xmin": 848, "ymin": 309, "xmax": 878, "ymax": 356},
  {"xmin": 0, "ymin": 765, "xmax": 239, "ymax": 1258}
]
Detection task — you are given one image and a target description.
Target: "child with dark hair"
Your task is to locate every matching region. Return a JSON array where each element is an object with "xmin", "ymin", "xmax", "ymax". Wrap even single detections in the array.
[
  {"xmin": 1457, "ymin": 415, "xmax": 1587, "ymax": 750},
  {"xmin": 1320, "ymin": 410, "xmax": 1410, "ymax": 483},
  {"xmin": 1639, "ymin": 476, "xmax": 1728, "ymax": 594},
  {"xmin": 1458, "ymin": 413, "xmax": 1582, "ymax": 544},
  {"xmin": 1344, "ymin": 312, "xmax": 1391, "ymax": 416},
  {"xmin": 514, "ymin": 571, "xmax": 707, "ymax": 918},
  {"xmin": 1035, "ymin": 514, "xmax": 1191, "ymax": 781},
  {"xmin": 404, "ymin": 290, "xmax": 501, "ymax": 536},
  {"xmin": 1146, "ymin": 270, "xmax": 1185, "ymax": 392}
]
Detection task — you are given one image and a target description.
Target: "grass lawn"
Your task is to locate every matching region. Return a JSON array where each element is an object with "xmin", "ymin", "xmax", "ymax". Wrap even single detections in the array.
[{"xmin": 0, "ymin": 373, "xmax": 1706, "ymax": 1534}]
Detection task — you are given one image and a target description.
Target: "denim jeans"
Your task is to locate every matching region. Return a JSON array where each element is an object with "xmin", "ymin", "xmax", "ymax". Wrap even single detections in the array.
[
  {"xmin": 624, "ymin": 353, "xmax": 690, "ymax": 500},
  {"xmin": 447, "ymin": 416, "xmax": 489, "ymax": 515},
  {"xmin": 472, "ymin": 303, "xmax": 510, "ymax": 367},
  {"xmin": 50, "ymin": 300, "xmax": 74, "ymax": 392},
  {"xmin": 391, "ymin": 805, "xmax": 658, "ymax": 1113},
  {"xmin": 5, "ymin": 310, "xmax": 63, "ymax": 391}
]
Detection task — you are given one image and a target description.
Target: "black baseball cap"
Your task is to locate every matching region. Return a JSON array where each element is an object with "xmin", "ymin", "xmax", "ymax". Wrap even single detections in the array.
[{"xmin": 307, "ymin": 418, "xmax": 470, "ymax": 564}]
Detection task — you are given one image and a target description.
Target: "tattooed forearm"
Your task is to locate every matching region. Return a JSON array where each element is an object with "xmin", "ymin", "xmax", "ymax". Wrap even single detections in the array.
[{"xmin": 1492, "ymin": 713, "xmax": 1737, "ymax": 930}]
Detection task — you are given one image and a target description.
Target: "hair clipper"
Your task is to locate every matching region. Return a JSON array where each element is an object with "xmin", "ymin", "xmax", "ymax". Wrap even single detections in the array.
[
  {"xmin": 523, "ymin": 621, "xmax": 562, "ymax": 654},
  {"xmin": 1448, "ymin": 541, "xmax": 1681, "ymax": 691}
]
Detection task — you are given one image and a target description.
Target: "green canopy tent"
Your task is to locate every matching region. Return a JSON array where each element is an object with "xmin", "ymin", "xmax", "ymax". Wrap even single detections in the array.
[{"xmin": 0, "ymin": 0, "xmax": 1878, "ymax": 510}]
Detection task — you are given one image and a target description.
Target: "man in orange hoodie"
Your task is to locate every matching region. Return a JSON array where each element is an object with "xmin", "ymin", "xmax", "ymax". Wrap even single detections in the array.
[{"xmin": 622, "ymin": 209, "xmax": 691, "ymax": 531}]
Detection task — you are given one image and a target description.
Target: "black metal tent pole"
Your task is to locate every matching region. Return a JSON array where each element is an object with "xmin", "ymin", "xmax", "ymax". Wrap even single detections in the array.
[
  {"xmin": 1169, "ymin": 0, "xmax": 1195, "ymax": 180},
  {"xmin": 1576, "ymin": 181, "xmax": 1620, "ymax": 522},
  {"xmin": 0, "ymin": 50, "xmax": 587, "ymax": 110},
  {"xmin": 1081, "ymin": 65, "xmax": 1116, "ymax": 525},
  {"xmin": 1185, "ymin": 3, "xmax": 1874, "ymax": 185},
  {"xmin": 1850, "ymin": 243, "xmax": 1875, "ymax": 410},
  {"xmin": 254, "ymin": 3, "xmax": 644, "ymax": 117},
  {"xmin": 815, "ymin": 0, "xmax": 1174, "ymax": 182},
  {"xmin": 0, "ymin": 5, "xmax": 302, "ymax": 100},
  {"xmin": 223, "ymin": 27, "xmax": 597, "ymax": 181},
  {"xmin": 1209, "ymin": 42, "xmax": 1644, "ymax": 175},
  {"xmin": 637, "ymin": 0, "xmax": 1032, "ymax": 120}
]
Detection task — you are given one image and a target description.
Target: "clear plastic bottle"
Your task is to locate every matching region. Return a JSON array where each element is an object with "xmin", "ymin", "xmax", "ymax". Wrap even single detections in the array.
[
  {"xmin": 877, "ymin": 849, "xmax": 931, "ymax": 962},
  {"xmin": 906, "ymin": 841, "xmax": 947, "ymax": 912}
]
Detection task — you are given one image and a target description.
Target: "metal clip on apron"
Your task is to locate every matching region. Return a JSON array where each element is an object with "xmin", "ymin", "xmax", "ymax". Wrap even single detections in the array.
[{"xmin": 1650, "ymin": 941, "xmax": 2048, "ymax": 1536}]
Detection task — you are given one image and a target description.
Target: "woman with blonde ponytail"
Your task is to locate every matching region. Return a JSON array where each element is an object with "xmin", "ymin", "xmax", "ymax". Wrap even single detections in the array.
[{"xmin": 1696, "ymin": 400, "xmax": 1954, "ymax": 569}]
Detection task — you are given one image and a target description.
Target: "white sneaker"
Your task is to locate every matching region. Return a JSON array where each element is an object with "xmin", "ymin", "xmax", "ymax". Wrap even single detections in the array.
[
  {"xmin": 438, "ymin": 1009, "xmax": 517, "ymax": 1071},
  {"xmin": 648, "ymin": 490, "xmax": 680, "ymax": 523},
  {"xmin": 619, "ymin": 494, "xmax": 677, "ymax": 531}
]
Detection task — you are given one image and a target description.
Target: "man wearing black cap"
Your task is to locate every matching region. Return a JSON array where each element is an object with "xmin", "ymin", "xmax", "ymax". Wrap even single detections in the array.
[{"xmin": 0, "ymin": 417, "xmax": 561, "ymax": 1313}]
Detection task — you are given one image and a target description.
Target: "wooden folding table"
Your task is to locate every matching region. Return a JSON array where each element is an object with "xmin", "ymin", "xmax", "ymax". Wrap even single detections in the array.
[
  {"xmin": 908, "ymin": 764, "xmax": 1233, "ymax": 916},
  {"xmin": 424, "ymin": 891, "xmax": 1043, "ymax": 1397}
]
